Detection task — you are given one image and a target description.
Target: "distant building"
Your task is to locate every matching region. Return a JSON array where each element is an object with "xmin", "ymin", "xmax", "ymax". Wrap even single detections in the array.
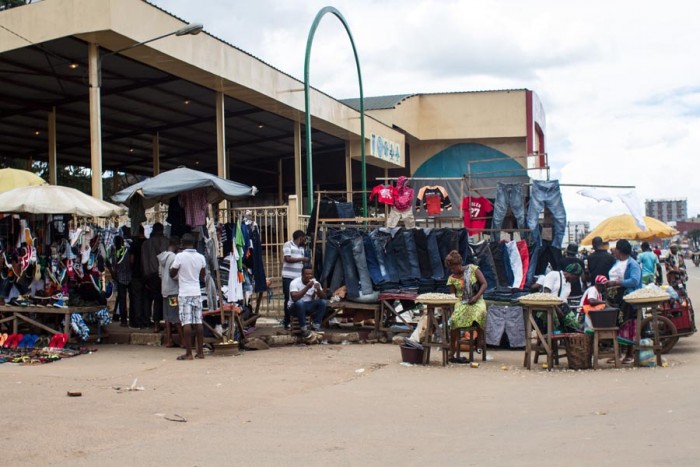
[
  {"xmin": 645, "ymin": 198, "xmax": 687, "ymax": 223},
  {"xmin": 566, "ymin": 221, "xmax": 590, "ymax": 244}
]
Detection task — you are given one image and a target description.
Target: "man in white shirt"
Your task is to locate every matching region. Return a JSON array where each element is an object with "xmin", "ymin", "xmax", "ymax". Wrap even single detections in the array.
[
  {"xmin": 288, "ymin": 266, "xmax": 327, "ymax": 336},
  {"xmin": 170, "ymin": 234, "xmax": 206, "ymax": 361},
  {"xmin": 281, "ymin": 230, "xmax": 307, "ymax": 329}
]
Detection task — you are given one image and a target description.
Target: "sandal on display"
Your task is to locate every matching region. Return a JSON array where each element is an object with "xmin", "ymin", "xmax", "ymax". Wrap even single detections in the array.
[
  {"xmin": 0, "ymin": 333, "xmax": 7, "ymax": 346},
  {"xmin": 25, "ymin": 334, "xmax": 39, "ymax": 349},
  {"xmin": 10, "ymin": 333, "xmax": 24, "ymax": 349},
  {"xmin": 3, "ymin": 333, "xmax": 16, "ymax": 348},
  {"xmin": 48, "ymin": 334, "xmax": 61, "ymax": 348}
]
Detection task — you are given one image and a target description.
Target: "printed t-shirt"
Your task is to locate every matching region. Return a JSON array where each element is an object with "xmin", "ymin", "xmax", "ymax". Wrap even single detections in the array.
[
  {"xmin": 369, "ymin": 185, "xmax": 394, "ymax": 205},
  {"xmin": 461, "ymin": 196, "xmax": 493, "ymax": 234},
  {"xmin": 416, "ymin": 186, "xmax": 452, "ymax": 214}
]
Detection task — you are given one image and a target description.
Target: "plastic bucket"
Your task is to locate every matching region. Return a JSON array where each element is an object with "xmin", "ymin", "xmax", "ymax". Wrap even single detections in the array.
[{"xmin": 400, "ymin": 345, "xmax": 424, "ymax": 364}]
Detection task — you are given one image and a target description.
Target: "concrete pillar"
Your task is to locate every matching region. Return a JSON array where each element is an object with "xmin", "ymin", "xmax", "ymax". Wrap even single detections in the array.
[
  {"xmin": 345, "ymin": 142, "xmax": 352, "ymax": 202},
  {"xmin": 293, "ymin": 121, "xmax": 302, "ymax": 212},
  {"xmin": 287, "ymin": 194, "xmax": 299, "ymax": 239},
  {"xmin": 47, "ymin": 107, "xmax": 57, "ymax": 185},
  {"xmin": 88, "ymin": 43, "xmax": 103, "ymax": 199},
  {"xmin": 215, "ymin": 92, "xmax": 226, "ymax": 179},
  {"xmin": 152, "ymin": 132, "xmax": 160, "ymax": 176}
]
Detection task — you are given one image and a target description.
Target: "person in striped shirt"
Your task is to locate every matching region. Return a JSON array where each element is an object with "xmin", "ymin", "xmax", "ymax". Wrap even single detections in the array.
[{"xmin": 282, "ymin": 230, "xmax": 307, "ymax": 329}]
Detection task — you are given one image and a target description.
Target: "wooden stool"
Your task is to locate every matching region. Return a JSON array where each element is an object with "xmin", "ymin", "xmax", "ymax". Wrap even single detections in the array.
[
  {"xmin": 455, "ymin": 326, "xmax": 486, "ymax": 362},
  {"xmin": 290, "ymin": 315, "xmax": 313, "ymax": 336},
  {"xmin": 534, "ymin": 334, "xmax": 570, "ymax": 366},
  {"xmin": 592, "ymin": 327, "xmax": 620, "ymax": 369}
]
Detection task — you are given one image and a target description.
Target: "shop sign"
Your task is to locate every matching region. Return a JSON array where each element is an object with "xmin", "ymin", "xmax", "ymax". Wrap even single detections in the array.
[{"xmin": 370, "ymin": 133, "xmax": 401, "ymax": 163}]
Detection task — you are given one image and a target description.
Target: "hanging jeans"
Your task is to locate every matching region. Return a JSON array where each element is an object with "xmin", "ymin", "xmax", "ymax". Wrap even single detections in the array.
[
  {"xmin": 436, "ymin": 229, "xmax": 459, "ymax": 266},
  {"xmin": 490, "ymin": 241, "xmax": 509, "ymax": 286},
  {"xmin": 527, "ymin": 180, "xmax": 567, "ymax": 247},
  {"xmin": 413, "ymin": 229, "xmax": 433, "ymax": 279},
  {"xmin": 363, "ymin": 234, "xmax": 384, "ymax": 286},
  {"xmin": 351, "ymin": 235, "xmax": 374, "ymax": 295},
  {"xmin": 321, "ymin": 230, "xmax": 361, "ymax": 299},
  {"xmin": 492, "ymin": 182, "xmax": 527, "ymax": 238},
  {"xmin": 471, "ymin": 241, "xmax": 499, "ymax": 290},
  {"xmin": 368, "ymin": 229, "xmax": 395, "ymax": 283},
  {"xmin": 388, "ymin": 229, "xmax": 420, "ymax": 284},
  {"xmin": 426, "ymin": 229, "xmax": 445, "ymax": 280},
  {"xmin": 501, "ymin": 242, "xmax": 514, "ymax": 287},
  {"xmin": 401, "ymin": 229, "xmax": 422, "ymax": 280}
]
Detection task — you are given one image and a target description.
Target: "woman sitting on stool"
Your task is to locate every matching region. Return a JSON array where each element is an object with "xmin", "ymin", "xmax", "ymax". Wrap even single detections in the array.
[{"xmin": 445, "ymin": 250, "xmax": 488, "ymax": 364}]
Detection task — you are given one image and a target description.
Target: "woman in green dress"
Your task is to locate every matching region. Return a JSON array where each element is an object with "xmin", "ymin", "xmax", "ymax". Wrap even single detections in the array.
[{"xmin": 445, "ymin": 250, "xmax": 488, "ymax": 363}]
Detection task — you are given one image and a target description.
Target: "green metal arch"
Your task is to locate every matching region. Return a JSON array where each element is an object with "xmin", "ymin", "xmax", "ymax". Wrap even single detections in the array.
[{"xmin": 304, "ymin": 6, "xmax": 366, "ymax": 216}]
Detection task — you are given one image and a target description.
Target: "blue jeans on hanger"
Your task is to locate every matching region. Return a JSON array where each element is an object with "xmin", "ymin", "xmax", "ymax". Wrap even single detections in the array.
[
  {"xmin": 363, "ymin": 234, "xmax": 384, "ymax": 286},
  {"xmin": 370, "ymin": 229, "xmax": 399, "ymax": 283},
  {"xmin": 492, "ymin": 182, "xmax": 527, "ymax": 238},
  {"xmin": 401, "ymin": 229, "xmax": 422, "ymax": 280},
  {"xmin": 351, "ymin": 234, "xmax": 374, "ymax": 295},
  {"xmin": 471, "ymin": 241, "xmax": 498, "ymax": 290},
  {"xmin": 527, "ymin": 180, "xmax": 567, "ymax": 247},
  {"xmin": 426, "ymin": 229, "xmax": 445, "ymax": 280}
]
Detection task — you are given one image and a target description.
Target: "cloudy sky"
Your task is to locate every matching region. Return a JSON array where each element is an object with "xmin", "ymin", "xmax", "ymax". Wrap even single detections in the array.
[{"xmin": 151, "ymin": 0, "xmax": 699, "ymax": 226}]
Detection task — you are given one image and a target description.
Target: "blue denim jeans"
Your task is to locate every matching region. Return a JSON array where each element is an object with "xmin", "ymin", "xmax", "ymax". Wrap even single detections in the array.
[
  {"xmin": 351, "ymin": 235, "xmax": 374, "ymax": 295},
  {"xmin": 527, "ymin": 180, "xmax": 567, "ymax": 247},
  {"xmin": 363, "ymin": 234, "xmax": 384, "ymax": 286},
  {"xmin": 401, "ymin": 229, "xmax": 422, "ymax": 280},
  {"xmin": 426, "ymin": 229, "xmax": 445, "ymax": 280},
  {"xmin": 322, "ymin": 230, "xmax": 362, "ymax": 299},
  {"xmin": 370, "ymin": 229, "xmax": 399, "ymax": 283},
  {"xmin": 492, "ymin": 182, "xmax": 526, "ymax": 237},
  {"xmin": 471, "ymin": 241, "xmax": 498, "ymax": 290},
  {"xmin": 291, "ymin": 300, "xmax": 328, "ymax": 329}
]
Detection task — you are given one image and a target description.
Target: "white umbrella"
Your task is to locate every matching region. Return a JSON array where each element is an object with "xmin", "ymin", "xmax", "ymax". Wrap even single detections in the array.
[{"xmin": 0, "ymin": 185, "xmax": 125, "ymax": 217}]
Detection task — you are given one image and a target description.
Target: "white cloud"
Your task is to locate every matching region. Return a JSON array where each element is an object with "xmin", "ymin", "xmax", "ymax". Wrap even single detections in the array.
[{"xmin": 150, "ymin": 0, "xmax": 700, "ymax": 224}]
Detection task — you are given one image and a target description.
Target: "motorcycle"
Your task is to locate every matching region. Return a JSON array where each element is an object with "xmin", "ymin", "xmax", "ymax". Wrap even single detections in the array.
[{"xmin": 693, "ymin": 253, "xmax": 700, "ymax": 267}]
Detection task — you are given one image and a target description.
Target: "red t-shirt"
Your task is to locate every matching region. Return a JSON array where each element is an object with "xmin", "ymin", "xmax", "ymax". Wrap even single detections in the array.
[{"xmin": 461, "ymin": 196, "xmax": 493, "ymax": 234}]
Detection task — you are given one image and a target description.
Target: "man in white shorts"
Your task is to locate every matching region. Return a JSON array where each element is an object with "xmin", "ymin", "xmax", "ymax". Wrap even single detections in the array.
[{"xmin": 170, "ymin": 234, "xmax": 206, "ymax": 360}]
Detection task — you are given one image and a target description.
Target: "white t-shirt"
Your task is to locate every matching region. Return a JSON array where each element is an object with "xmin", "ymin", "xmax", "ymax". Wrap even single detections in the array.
[
  {"xmin": 542, "ymin": 270, "xmax": 571, "ymax": 300},
  {"xmin": 579, "ymin": 285, "xmax": 603, "ymax": 307},
  {"xmin": 609, "ymin": 259, "xmax": 627, "ymax": 283},
  {"xmin": 287, "ymin": 276, "xmax": 319, "ymax": 308},
  {"xmin": 171, "ymin": 249, "xmax": 206, "ymax": 297}
]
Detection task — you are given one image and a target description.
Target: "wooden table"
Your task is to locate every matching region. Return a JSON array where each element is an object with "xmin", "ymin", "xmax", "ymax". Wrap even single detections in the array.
[
  {"xmin": 521, "ymin": 303, "xmax": 559, "ymax": 370},
  {"xmin": 377, "ymin": 293, "xmax": 418, "ymax": 335},
  {"xmin": 325, "ymin": 301, "xmax": 380, "ymax": 328},
  {"xmin": 0, "ymin": 305, "xmax": 103, "ymax": 336},
  {"xmin": 416, "ymin": 300, "xmax": 455, "ymax": 366},
  {"xmin": 629, "ymin": 298, "xmax": 668, "ymax": 367}
]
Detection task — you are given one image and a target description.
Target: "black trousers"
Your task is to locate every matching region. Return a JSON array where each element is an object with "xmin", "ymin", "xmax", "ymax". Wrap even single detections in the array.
[
  {"xmin": 117, "ymin": 282, "xmax": 129, "ymax": 324},
  {"xmin": 129, "ymin": 277, "xmax": 145, "ymax": 326},
  {"xmin": 144, "ymin": 273, "xmax": 163, "ymax": 324},
  {"xmin": 282, "ymin": 277, "xmax": 293, "ymax": 326}
]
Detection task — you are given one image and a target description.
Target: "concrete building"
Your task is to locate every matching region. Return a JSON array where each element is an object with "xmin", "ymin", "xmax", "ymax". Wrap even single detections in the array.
[
  {"xmin": 645, "ymin": 199, "xmax": 687, "ymax": 223},
  {"xmin": 0, "ymin": 0, "xmax": 545, "ymax": 217}
]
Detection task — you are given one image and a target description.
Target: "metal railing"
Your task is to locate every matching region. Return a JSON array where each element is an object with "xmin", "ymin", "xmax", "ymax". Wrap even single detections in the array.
[{"xmin": 222, "ymin": 206, "xmax": 290, "ymax": 317}]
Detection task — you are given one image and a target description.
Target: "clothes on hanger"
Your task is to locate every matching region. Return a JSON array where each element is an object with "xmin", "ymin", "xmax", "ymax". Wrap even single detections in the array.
[
  {"xmin": 526, "ymin": 180, "xmax": 566, "ymax": 247},
  {"xmin": 492, "ymin": 182, "xmax": 526, "ymax": 235},
  {"xmin": 369, "ymin": 184, "xmax": 394, "ymax": 205},
  {"xmin": 461, "ymin": 195, "xmax": 493, "ymax": 235},
  {"xmin": 415, "ymin": 185, "xmax": 452, "ymax": 215},
  {"xmin": 180, "ymin": 188, "xmax": 208, "ymax": 227}
]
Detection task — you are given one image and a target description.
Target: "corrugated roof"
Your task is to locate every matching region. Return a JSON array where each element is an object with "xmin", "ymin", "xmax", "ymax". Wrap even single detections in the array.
[
  {"xmin": 341, "ymin": 89, "xmax": 529, "ymax": 111},
  {"xmin": 341, "ymin": 94, "xmax": 414, "ymax": 111}
]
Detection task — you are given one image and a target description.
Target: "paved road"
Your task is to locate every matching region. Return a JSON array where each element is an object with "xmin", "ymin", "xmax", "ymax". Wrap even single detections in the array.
[{"xmin": 1, "ymin": 272, "xmax": 699, "ymax": 466}]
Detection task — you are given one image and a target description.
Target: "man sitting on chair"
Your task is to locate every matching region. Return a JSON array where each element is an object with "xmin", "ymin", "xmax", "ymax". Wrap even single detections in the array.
[{"xmin": 288, "ymin": 266, "xmax": 327, "ymax": 336}]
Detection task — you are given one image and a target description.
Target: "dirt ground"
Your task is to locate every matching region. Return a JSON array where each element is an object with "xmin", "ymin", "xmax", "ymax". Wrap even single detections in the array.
[{"xmin": 3, "ymin": 270, "xmax": 700, "ymax": 466}]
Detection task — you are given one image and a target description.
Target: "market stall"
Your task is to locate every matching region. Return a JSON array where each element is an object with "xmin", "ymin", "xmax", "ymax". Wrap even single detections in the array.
[
  {"xmin": 0, "ymin": 184, "xmax": 125, "ymax": 356},
  {"xmin": 112, "ymin": 166, "xmax": 260, "ymax": 345}
]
